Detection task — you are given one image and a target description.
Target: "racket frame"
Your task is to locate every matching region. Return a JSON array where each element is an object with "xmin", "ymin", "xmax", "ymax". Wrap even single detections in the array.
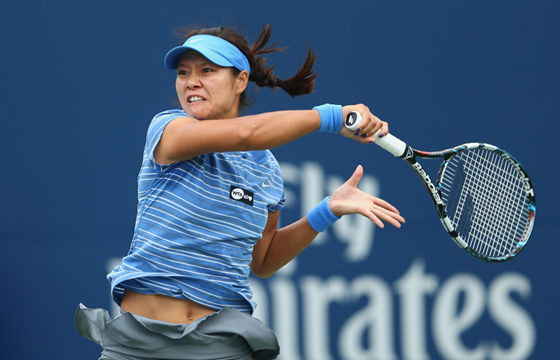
[
  {"xmin": 343, "ymin": 111, "xmax": 535, "ymax": 261},
  {"xmin": 379, "ymin": 137, "xmax": 536, "ymax": 262}
]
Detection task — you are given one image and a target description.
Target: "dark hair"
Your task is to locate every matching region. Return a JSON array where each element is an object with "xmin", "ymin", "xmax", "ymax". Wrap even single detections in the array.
[{"xmin": 173, "ymin": 25, "xmax": 317, "ymax": 110}]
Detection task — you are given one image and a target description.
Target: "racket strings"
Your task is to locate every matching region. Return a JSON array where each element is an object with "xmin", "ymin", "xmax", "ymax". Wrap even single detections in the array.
[
  {"xmin": 451, "ymin": 151, "xmax": 529, "ymax": 257},
  {"xmin": 464, "ymin": 154, "xmax": 520, "ymax": 255},
  {"xmin": 440, "ymin": 149, "xmax": 531, "ymax": 259},
  {"xmin": 469, "ymin": 156, "xmax": 526, "ymax": 257},
  {"xmin": 454, "ymin": 152, "xmax": 527, "ymax": 257}
]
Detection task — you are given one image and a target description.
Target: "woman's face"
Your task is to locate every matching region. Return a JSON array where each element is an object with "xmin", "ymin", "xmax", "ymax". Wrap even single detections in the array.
[{"xmin": 176, "ymin": 50, "xmax": 248, "ymax": 120}]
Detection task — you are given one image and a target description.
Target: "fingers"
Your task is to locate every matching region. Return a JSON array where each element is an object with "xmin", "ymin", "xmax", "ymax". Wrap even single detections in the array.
[
  {"xmin": 362, "ymin": 198, "xmax": 405, "ymax": 228},
  {"xmin": 352, "ymin": 199, "xmax": 405, "ymax": 229},
  {"xmin": 370, "ymin": 206, "xmax": 406, "ymax": 228},
  {"xmin": 330, "ymin": 197, "xmax": 405, "ymax": 228},
  {"xmin": 363, "ymin": 211, "xmax": 385, "ymax": 228},
  {"xmin": 360, "ymin": 114, "xmax": 383, "ymax": 138},
  {"xmin": 329, "ymin": 169, "xmax": 404, "ymax": 228},
  {"xmin": 362, "ymin": 207, "xmax": 404, "ymax": 228},
  {"xmin": 346, "ymin": 165, "xmax": 364, "ymax": 187},
  {"xmin": 341, "ymin": 104, "xmax": 388, "ymax": 144},
  {"xmin": 371, "ymin": 196, "xmax": 400, "ymax": 214},
  {"xmin": 379, "ymin": 121, "xmax": 389, "ymax": 137}
]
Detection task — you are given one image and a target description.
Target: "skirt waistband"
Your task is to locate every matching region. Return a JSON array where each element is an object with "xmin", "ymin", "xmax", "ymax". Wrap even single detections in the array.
[{"xmin": 75, "ymin": 303, "xmax": 279, "ymax": 360}]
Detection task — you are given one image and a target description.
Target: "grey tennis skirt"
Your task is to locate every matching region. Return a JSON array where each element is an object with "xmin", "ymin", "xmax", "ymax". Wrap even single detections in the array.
[{"xmin": 75, "ymin": 303, "xmax": 279, "ymax": 360}]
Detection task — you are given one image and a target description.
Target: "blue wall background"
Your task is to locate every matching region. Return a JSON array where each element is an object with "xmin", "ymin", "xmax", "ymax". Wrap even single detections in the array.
[{"xmin": 1, "ymin": 1, "xmax": 558, "ymax": 359}]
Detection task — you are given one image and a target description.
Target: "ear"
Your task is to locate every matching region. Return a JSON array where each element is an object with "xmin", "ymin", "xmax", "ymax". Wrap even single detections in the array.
[{"xmin": 235, "ymin": 70, "xmax": 249, "ymax": 94}]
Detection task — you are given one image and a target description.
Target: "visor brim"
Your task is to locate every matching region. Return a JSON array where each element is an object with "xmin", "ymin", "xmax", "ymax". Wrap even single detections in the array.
[{"xmin": 164, "ymin": 45, "xmax": 234, "ymax": 70}]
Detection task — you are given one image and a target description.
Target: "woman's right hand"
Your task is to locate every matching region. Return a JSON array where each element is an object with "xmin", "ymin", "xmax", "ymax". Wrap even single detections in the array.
[{"xmin": 340, "ymin": 104, "xmax": 389, "ymax": 144}]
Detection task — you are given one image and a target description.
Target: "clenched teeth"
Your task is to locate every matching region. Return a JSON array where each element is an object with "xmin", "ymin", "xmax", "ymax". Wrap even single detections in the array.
[{"xmin": 188, "ymin": 96, "xmax": 206, "ymax": 103}]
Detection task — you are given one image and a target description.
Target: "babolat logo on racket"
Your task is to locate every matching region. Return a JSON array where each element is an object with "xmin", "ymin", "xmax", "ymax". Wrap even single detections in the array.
[
  {"xmin": 229, "ymin": 185, "xmax": 254, "ymax": 206},
  {"xmin": 345, "ymin": 112, "xmax": 359, "ymax": 127},
  {"xmin": 411, "ymin": 162, "xmax": 443, "ymax": 204},
  {"xmin": 404, "ymin": 147, "xmax": 415, "ymax": 160}
]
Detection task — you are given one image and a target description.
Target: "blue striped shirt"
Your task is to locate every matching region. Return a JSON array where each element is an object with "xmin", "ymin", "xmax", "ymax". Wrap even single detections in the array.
[{"xmin": 108, "ymin": 109, "xmax": 286, "ymax": 313}]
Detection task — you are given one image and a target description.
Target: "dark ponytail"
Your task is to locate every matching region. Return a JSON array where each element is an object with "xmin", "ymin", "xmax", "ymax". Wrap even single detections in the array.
[{"xmin": 175, "ymin": 24, "xmax": 317, "ymax": 109}]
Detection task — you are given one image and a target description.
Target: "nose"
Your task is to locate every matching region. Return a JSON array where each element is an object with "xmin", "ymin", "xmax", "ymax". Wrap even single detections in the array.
[{"xmin": 186, "ymin": 74, "xmax": 202, "ymax": 89}]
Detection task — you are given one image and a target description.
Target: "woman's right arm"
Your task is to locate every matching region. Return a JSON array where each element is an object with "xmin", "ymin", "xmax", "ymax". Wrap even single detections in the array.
[
  {"xmin": 154, "ymin": 105, "xmax": 387, "ymax": 164},
  {"xmin": 155, "ymin": 110, "xmax": 318, "ymax": 164}
]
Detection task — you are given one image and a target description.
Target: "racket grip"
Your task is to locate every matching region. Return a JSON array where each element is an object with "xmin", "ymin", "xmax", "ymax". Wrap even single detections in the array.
[
  {"xmin": 344, "ymin": 111, "xmax": 409, "ymax": 157},
  {"xmin": 344, "ymin": 112, "xmax": 362, "ymax": 130},
  {"xmin": 375, "ymin": 132, "xmax": 408, "ymax": 157}
]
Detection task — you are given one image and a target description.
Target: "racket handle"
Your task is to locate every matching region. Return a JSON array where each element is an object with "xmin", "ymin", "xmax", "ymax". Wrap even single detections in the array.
[
  {"xmin": 344, "ymin": 111, "xmax": 362, "ymax": 130},
  {"xmin": 345, "ymin": 111, "xmax": 409, "ymax": 157}
]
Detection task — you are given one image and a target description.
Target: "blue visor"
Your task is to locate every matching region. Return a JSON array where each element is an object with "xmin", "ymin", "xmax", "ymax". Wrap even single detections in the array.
[{"xmin": 164, "ymin": 34, "xmax": 251, "ymax": 74}]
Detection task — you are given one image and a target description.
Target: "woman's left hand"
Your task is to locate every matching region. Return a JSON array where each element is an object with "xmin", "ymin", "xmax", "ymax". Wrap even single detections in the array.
[{"xmin": 329, "ymin": 165, "xmax": 405, "ymax": 228}]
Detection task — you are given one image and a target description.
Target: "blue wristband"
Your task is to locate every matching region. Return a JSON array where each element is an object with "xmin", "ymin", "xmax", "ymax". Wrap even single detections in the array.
[
  {"xmin": 313, "ymin": 104, "xmax": 343, "ymax": 134},
  {"xmin": 306, "ymin": 196, "xmax": 341, "ymax": 232}
]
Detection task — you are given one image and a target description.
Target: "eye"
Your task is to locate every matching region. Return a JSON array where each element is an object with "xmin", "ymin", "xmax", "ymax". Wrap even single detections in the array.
[
  {"xmin": 177, "ymin": 69, "xmax": 188, "ymax": 76},
  {"xmin": 202, "ymin": 67, "xmax": 214, "ymax": 73}
]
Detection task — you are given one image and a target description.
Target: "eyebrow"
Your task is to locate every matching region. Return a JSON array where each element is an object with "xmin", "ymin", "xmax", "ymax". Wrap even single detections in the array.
[{"xmin": 177, "ymin": 61, "xmax": 214, "ymax": 68}]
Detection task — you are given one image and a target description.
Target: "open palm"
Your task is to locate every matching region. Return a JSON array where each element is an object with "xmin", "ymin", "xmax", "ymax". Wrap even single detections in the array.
[{"xmin": 329, "ymin": 165, "xmax": 405, "ymax": 228}]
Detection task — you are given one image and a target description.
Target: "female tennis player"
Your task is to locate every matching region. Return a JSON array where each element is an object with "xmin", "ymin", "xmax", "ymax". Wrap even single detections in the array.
[{"xmin": 75, "ymin": 25, "xmax": 405, "ymax": 360}]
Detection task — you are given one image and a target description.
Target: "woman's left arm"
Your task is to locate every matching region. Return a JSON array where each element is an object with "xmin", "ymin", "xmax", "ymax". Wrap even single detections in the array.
[
  {"xmin": 250, "ymin": 211, "xmax": 316, "ymax": 278},
  {"xmin": 250, "ymin": 165, "xmax": 405, "ymax": 278}
]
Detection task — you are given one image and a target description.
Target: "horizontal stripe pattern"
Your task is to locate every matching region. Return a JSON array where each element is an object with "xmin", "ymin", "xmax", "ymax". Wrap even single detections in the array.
[{"xmin": 108, "ymin": 110, "xmax": 285, "ymax": 314}]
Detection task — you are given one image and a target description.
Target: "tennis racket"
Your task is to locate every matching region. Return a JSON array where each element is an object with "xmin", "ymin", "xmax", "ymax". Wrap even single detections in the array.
[{"xmin": 345, "ymin": 112, "xmax": 536, "ymax": 262}]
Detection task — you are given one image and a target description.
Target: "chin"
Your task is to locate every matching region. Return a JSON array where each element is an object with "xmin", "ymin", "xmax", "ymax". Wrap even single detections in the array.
[{"xmin": 185, "ymin": 107, "xmax": 209, "ymax": 120}]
